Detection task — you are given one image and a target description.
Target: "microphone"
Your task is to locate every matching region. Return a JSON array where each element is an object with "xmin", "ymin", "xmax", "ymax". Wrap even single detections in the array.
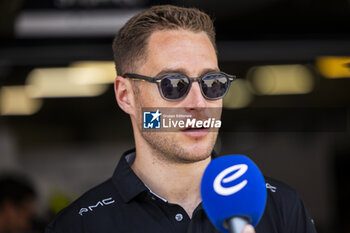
[{"xmin": 200, "ymin": 155, "xmax": 267, "ymax": 233}]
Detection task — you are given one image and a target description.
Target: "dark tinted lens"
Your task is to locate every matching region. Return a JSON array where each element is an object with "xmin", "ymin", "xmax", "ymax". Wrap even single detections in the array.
[
  {"xmin": 201, "ymin": 73, "xmax": 229, "ymax": 99},
  {"xmin": 160, "ymin": 74, "xmax": 190, "ymax": 100}
]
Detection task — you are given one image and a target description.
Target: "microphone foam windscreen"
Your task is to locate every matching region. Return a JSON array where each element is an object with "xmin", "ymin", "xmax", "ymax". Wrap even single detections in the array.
[{"xmin": 201, "ymin": 155, "xmax": 267, "ymax": 233}]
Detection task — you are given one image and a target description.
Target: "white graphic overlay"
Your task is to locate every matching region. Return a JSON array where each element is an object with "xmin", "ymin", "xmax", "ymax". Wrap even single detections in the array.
[
  {"xmin": 213, "ymin": 164, "xmax": 248, "ymax": 196},
  {"xmin": 151, "ymin": 110, "xmax": 161, "ymax": 122}
]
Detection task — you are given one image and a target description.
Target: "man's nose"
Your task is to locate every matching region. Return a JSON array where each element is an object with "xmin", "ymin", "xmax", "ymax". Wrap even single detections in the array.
[{"xmin": 183, "ymin": 81, "xmax": 207, "ymax": 109}]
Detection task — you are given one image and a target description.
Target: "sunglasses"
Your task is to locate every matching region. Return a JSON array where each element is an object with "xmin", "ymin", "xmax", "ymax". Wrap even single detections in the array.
[{"xmin": 123, "ymin": 72, "xmax": 236, "ymax": 101}]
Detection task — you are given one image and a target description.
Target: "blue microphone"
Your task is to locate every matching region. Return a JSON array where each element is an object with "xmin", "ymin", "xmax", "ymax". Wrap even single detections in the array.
[{"xmin": 201, "ymin": 155, "xmax": 267, "ymax": 233}]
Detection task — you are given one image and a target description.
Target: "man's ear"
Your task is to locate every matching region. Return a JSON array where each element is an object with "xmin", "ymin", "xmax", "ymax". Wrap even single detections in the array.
[{"xmin": 114, "ymin": 76, "xmax": 136, "ymax": 116}]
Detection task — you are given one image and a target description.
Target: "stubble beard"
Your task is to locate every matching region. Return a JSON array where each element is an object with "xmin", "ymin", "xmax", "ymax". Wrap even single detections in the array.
[{"xmin": 141, "ymin": 130, "xmax": 218, "ymax": 164}]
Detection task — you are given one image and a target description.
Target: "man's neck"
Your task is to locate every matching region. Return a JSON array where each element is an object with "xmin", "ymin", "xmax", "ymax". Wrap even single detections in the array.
[{"xmin": 131, "ymin": 146, "xmax": 211, "ymax": 218}]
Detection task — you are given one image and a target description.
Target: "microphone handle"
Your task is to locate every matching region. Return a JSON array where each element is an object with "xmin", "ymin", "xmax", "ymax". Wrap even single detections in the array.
[{"xmin": 227, "ymin": 216, "xmax": 250, "ymax": 233}]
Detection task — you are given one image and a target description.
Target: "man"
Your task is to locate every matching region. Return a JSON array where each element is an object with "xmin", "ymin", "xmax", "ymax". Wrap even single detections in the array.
[
  {"xmin": 45, "ymin": 5, "xmax": 317, "ymax": 233},
  {"xmin": 0, "ymin": 174, "xmax": 37, "ymax": 233}
]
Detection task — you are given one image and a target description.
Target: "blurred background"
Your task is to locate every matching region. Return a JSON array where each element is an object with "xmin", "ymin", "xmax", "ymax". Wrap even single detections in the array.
[{"xmin": 0, "ymin": 0, "xmax": 349, "ymax": 232}]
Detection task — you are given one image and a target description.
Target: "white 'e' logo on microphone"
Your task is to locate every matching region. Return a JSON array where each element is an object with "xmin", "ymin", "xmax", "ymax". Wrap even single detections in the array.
[{"xmin": 213, "ymin": 164, "xmax": 248, "ymax": 196}]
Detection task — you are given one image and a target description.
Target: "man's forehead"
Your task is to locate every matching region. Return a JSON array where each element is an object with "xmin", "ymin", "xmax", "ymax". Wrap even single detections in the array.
[
  {"xmin": 154, "ymin": 67, "xmax": 220, "ymax": 77},
  {"xmin": 147, "ymin": 29, "xmax": 214, "ymax": 53},
  {"xmin": 140, "ymin": 29, "xmax": 218, "ymax": 77}
]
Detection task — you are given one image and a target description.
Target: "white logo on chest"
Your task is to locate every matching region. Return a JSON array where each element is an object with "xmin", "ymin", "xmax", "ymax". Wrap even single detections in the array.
[{"xmin": 79, "ymin": 197, "xmax": 115, "ymax": 216}]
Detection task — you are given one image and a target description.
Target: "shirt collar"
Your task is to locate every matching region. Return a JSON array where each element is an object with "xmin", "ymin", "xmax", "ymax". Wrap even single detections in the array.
[
  {"xmin": 112, "ymin": 148, "xmax": 148, "ymax": 203},
  {"xmin": 112, "ymin": 148, "xmax": 217, "ymax": 203}
]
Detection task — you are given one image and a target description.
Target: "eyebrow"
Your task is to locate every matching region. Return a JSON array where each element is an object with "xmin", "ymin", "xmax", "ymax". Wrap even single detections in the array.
[{"xmin": 154, "ymin": 67, "xmax": 220, "ymax": 77}]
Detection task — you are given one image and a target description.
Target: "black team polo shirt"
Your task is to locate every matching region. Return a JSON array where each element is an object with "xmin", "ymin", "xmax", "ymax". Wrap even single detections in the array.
[{"xmin": 45, "ymin": 149, "xmax": 317, "ymax": 233}]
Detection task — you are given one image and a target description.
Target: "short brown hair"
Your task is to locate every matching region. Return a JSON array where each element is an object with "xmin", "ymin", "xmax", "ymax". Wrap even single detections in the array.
[{"xmin": 112, "ymin": 5, "xmax": 216, "ymax": 76}]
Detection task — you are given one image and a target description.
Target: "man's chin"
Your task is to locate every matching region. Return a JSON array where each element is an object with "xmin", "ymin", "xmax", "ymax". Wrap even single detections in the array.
[
  {"xmin": 172, "ymin": 148, "xmax": 213, "ymax": 164},
  {"xmin": 140, "ymin": 129, "xmax": 216, "ymax": 164}
]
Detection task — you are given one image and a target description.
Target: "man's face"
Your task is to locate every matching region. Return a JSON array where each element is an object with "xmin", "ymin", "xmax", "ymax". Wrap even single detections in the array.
[{"xmin": 132, "ymin": 29, "xmax": 221, "ymax": 163}]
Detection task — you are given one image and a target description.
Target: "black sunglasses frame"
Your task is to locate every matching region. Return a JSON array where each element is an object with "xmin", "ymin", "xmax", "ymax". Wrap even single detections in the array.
[{"xmin": 123, "ymin": 72, "xmax": 236, "ymax": 101}]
